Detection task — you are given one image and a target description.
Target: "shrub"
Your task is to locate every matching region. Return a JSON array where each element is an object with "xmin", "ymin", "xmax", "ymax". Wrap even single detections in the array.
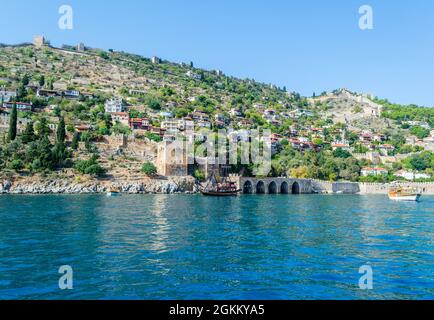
[
  {"xmin": 9, "ymin": 159, "xmax": 24, "ymax": 171},
  {"xmin": 141, "ymin": 162, "xmax": 157, "ymax": 176},
  {"xmin": 193, "ymin": 169, "xmax": 205, "ymax": 182},
  {"xmin": 145, "ymin": 132, "xmax": 162, "ymax": 142},
  {"xmin": 74, "ymin": 155, "xmax": 106, "ymax": 177}
]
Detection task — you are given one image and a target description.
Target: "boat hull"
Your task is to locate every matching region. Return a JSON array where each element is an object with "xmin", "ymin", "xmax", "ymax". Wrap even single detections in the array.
[
  {"xmin": 388, "ymin": 194, "xmax": 421, "ymax": 202},
  {"xmin": 201, "ymin": 190, "xmax": 240, "ymax": 197},
  {"xmin": 106, "ymin": 192, "xmax": 121, "ymax": 197}
]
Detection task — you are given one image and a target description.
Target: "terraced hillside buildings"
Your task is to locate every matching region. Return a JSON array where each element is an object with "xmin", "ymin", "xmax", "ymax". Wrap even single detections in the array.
[{"xmin": 0, "ymin": 36, "xmax": 433, "ymax": 183}]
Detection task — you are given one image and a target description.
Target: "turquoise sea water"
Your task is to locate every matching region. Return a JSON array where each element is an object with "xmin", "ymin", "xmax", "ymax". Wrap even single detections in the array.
[{"xmin": 0, "ymin": 194, "xmax": 433, "ymax": 300}]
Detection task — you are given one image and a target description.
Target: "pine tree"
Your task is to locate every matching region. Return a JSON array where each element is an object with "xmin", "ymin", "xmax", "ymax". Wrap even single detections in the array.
[
  {"xmin": 71, "ymin": 132, "xmax": 79, "ymax": 150},
  {"xmin": 36, "ymin": 117, "xmax": 50, "ymax": 138},
  {"xmin": 37, "ymin": 136, "xmax": 54, "ymax": 170},
  {"xmin": 22, "ymin": 121, "xmax": 35, "ymax": 144},
  {"xmin": 56, "ymin": 116, "xmax": 66, "ymax": 143},
  {"xmin": 39, "ymin": 75, "xmax": 45, "ymax": 87},
  {"xmin": 7, "ymin": 103, "xmax": 17, "ymax": 141},
  {"xmin": 54, "ymin": 117, "xmax": 67, "ymax": 165}
]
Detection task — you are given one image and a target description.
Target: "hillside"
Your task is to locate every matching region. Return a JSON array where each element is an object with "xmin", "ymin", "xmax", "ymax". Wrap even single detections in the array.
[{"xmin": 0, "ymin": 40, "xmax": 433, "ymax": 185}]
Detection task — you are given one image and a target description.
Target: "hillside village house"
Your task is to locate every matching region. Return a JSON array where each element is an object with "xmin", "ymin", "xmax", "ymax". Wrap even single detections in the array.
[
  {"xmin": 111, "ymin": 112, "xmax": 130, "ymax": 126},
  {"xmin": 75, "ymin": 124, "xmax": 92, "ymax": 133},
  {"xmin": 161, "ymin": 120, "xmax": 181, "ymax": 134},
  {"xmin": 186, "ymin": 70, "xmax": 202, "ymax": 80},
  {"xmin": 214, "ymin": 114, "xmax": 227, "ymax": 123},
  {"xmin": 129, "ymin": 118, "xmax": 150, "ymax": 130},
  {"xmin": 405, "ymin": 121, "xmax": 430, "ymax": 129},
  {"xmin": 37, "ymin": 89, "xmax": 61, "ymax": 98},
  {"xmin": 331, "ymin": 141, "xmax": 351, "ymax": 151},
  {"xmin": 198, "ymin": 120, "xmax": 211, "ymax": 129},
  {"xmin": 150, "ymin": 126, "xmax": 167, "ymax": 138},
  {"xmin": 361, "ymin": 167, "xmax": 389, "ymax": 177},
  {"xmin": 395, "ymin": 170, "xmax": 431, "ymax": 181},
  {"xmin": 230, "ymin": 109, "xmax": 242, "ymax": 117},
  {"xmin": 378, "ymin": 144, "xmax": 395, "ymax": 155},
  {"xmin": 214, "ymin": 120, "xmax": 226, "ymax": 128},
  {"xmin": 0, "ymin": 111, "xmax": 31, "ymax": 134},
  {"xmin": 159, "ymin": 111, "xmax": 173, "ymax": 119},
  {"xmin": 105, "ymin": 98, "xmax": 124, "ymax": 113},
  {"xmin": 129, "ymin": 89, "xmax": 147, "ymax": 96},
  {"xmin": 190, "ymin": 110, "xmax": 210, "ymax": 122},
  {"xmin": 64, "ymin": 90, "xmax": 80, "ymax": 99},
  {"xmin": 179, "ymin": 118, "xmax": 195, "ymax": 132},
  {"xmin": 237, "ymin": 119, "xmax": 252, "ymax": 128},
  {"xmin": 2, "ymin": 102, "xmax": 33, "ymax": 111},
  {"xmin": 288, "ymin": 109, "xmax": 314, "ymax": 119},
  {"xmin": 0, "ymin": 88, "xmax": 17, "ymax": 103},
  {"xmin": 162, "ymin": 118, "xmax": 194, "ymax": 134}
]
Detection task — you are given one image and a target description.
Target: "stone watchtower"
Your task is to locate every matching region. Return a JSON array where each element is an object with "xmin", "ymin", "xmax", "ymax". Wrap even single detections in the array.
[
  {"xmin": 33, "ymin": 35, "xmax": 46, "ymax": 48},
  {"xmin": 156, "ymin": 141, "xmax": 190, "ymax": 176}
]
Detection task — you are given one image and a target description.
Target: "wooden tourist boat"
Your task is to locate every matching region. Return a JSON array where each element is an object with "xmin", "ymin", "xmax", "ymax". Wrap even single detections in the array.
[{"xmin": 199, "ymin": 172, "xmax": 241, "ymax": 197}]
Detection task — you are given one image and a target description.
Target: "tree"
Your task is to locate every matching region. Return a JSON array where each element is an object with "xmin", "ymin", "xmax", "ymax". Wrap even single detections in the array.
[
  {"xmin": 56, "ymin": 117, "xmax": 66, "ymax": 143},
  {"xmin": 36, "ymin": 136, "xmax": 55, "ymax": 170},
  {"xmin": 21, "ymin": 121, "xmax": 35, "ymax": 144},
  {"xmin": 146, "ymin": 96, "xmax": 161, "ymax": 110},
  {"xmin": 410, "ymin": 126, "xmax": 430, "ymax": 139},
  {"xmin": 71, "ymin": 132, "xmax": 79, "ymax": 150},
  {"xmin": 17, "ymin": 84, "xmax": 27, "ymax": 99},
  {"xmin": 333, "ymin": 148, "xmax": 352, "ymax": 159},
  {"xmin": 8, "ymin": 103, "xmax": 17, "ymax": 141},
  {"xmin": 35, "ymin": 117, "xmax": 50, "ymax": 137},
  {"xmin": 21, "ymin": 74, "xmax": 30, "ymax": 86},
  {"xmin": 290, "ymin": 166, "xmax": 309, "ymax": 178},
  {"xmin": 9, "ymin": 159, "xmax": 24, "ymax": 171},
  {"xmin": 404, "ymin": 152, "xmax": 433, "ymax": 171},
  {"xmin": 99, "ymin": 51, "xmax": 109, "ymax": 60},
  {"xmin": 141, "ymin": 162, "xmax": 157, "ymax": 176},
  {"xmin": 39, "ymin": 75, "xmax": 45, "ymax": 87}
]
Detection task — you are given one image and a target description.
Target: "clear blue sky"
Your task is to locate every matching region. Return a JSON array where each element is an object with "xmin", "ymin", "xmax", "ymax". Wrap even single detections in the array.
[{"xmin": 1, "ymin": 0, "xmax": 434, "ymax": 106}]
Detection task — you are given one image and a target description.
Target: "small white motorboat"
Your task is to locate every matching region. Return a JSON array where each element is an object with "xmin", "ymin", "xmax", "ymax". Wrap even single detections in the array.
[
  {"xmin": 388, "ymin": 187, "xmax": 421, "ymax": 202},
  {"xmin": 106, "ymin": 188, "xmax": 122, "ymax": 197}
]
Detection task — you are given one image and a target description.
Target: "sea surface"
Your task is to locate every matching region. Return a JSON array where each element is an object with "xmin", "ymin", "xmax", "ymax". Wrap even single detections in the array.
[{"xmin": 0, "ymin": 194, "xmax": 433, "ymax": 300}]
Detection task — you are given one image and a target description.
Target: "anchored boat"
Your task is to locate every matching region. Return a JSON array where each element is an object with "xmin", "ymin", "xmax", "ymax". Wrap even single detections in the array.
[
  {"xmin": 388, "ymin": 186, "xmax": 421, "ymax": 202},
  {"xmin": 106, "ymin": 187, "xmax": 122, "ymax": 197},
  {"xmin": 199, "ymin": 172, "xmax": 241, "ymax": 197}
]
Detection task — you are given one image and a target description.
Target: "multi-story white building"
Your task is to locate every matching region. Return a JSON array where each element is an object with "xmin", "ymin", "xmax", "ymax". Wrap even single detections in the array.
[
  {"xmin": 161, "ymin": 120, "xmax": 180, "ymax": 134},
  {"xmin": 105, "ymin": 98, "xmax": 124, "ymax": 113},
  {"xmin": 162, "ymin": 118, "xmax": 195, "ymax": 133}
]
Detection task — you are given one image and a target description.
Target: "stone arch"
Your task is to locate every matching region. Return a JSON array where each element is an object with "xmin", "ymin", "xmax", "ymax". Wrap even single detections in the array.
[
  {"xmin": 243, "ymin": 181, "xmax": 253, "ymax": 194},
  {"xmin": 268, "ymin": 181, "xmax": 277, "ymax": 194},
  {"xmin": 280, "ymin": 181, "xmax": 289, "ymax": 194},
  {"xmin": 256, "ymin": 181, "xmax": 266, "ymax": 194},
  {"xmin": 292, "ymin": 181, "xmax": 300, "ymax": 194}
]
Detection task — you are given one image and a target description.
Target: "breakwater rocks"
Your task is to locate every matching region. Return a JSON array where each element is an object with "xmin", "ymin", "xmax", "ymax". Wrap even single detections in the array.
[{"xmin": 0, "ymin": 176, "xmax": 197, "ymax": 195}]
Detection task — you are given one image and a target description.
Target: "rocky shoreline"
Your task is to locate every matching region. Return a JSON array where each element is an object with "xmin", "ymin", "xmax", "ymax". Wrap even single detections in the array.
[{"xmin": 0, "ymin": 176, "xmax": 198, "ymax": 195}]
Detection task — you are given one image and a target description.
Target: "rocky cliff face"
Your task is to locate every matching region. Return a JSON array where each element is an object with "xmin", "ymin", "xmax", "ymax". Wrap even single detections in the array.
[{"xmin": 0, "ymin": 176, "xmax": 197, "ymax": 195}]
